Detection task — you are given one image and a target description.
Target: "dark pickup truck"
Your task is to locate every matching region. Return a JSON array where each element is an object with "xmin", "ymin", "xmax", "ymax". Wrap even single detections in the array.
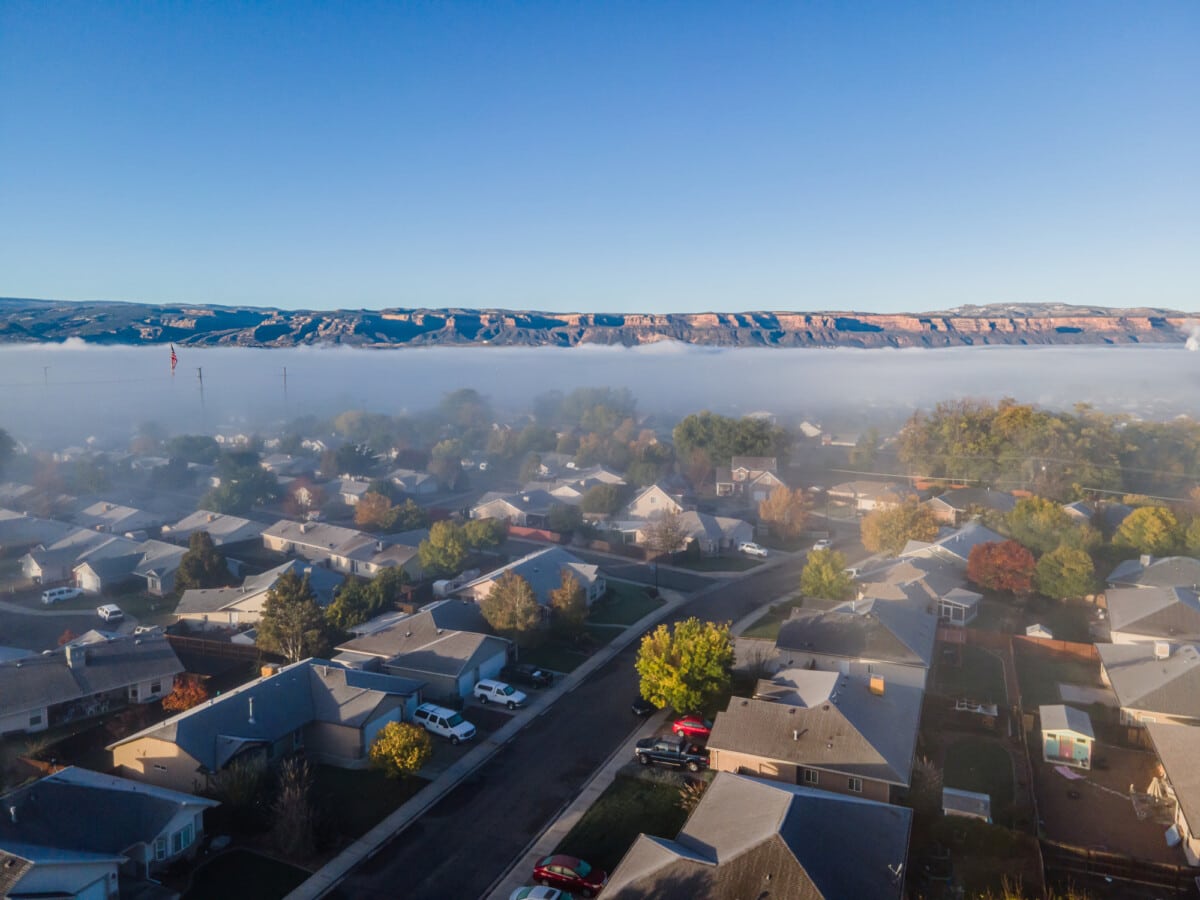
[
  {"xmin": 635, "ymin": 736, "xmax": 709, "ymax": 772},
  {"xmin": 500, "ymin": 663, "xmax": 554, "ymax": 688}
]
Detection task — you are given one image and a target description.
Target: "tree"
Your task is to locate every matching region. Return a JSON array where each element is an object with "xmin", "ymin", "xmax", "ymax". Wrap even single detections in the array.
[
  {"xmin": 283, "ymin": 477, "xmax": 325, "ymax": 517},
  {"xmin": 549, "ymin": 571, "xmax": 589, "ymax": 639},
  {"xmin": 257, "ymin": 571, "xmax": 333, "ymax": 663},
  {"xmin": 335, "ymin": 442, "xmax": 376, "ymax": 476},
  {"xmin": 369, "ymin": 721, "xmax": 433, "ymax": 778},
  {"xmin": 464, "ymin": 517, "xmax": 506, "ymax": 549},
  {"xmin": 271, "ymin": 757, "xmax": 315, "ymax": 860},
  {"xmin": 860, "ymin": 500, "xmax": 940, "ymax": 555},
  {"xmin": 324, "ymin": 579, "xmax": 374, "ymax": 630},
  {"xmin": 1005, "ymin": 497, "xmax": 1074, "ymax": 555},
  {"xmin": 518, "ymin": 453, "xmax": 543, "ymax": 486},
  {"xmin": 1115, "ymin": 506, "xmax": 1182, "ymax": 556},
  {"xmin": 967, "ymin": 541, "xmax": 1036, "ymax": 594},
  {"xmin": 758, "ymin": 486, "xmax": 811, "ymax": 540},
  {"xmin": 174, "ymin": 531, "xmax": 229, "ymax": 592},
  {"xmin": 355, "ymin": 491, "xmax": 395, "ymax": 530},
  {"xmin": 480, "ymin": 572, "xmax": 544, "ymax": 647},
  {"xmin": 418, "ymin": 520, "xmax": 469, "ymax": 578},
  {"xmin": 1035, "ymin": 546, "xmax": 1098, "ymax": 600},
  {"xmin": 635, "ymin": 618, "xmax": 734, "ymax": 715},
  {"xmin": 581, "ymin": 483, "xmax": 625, "ymax": 516},
  {"xmin": 165, "ymin": 434, "xmax": 219, "ymax": 464},
  {"xmin": 56, "ymin": 629, "xmax": 77, "ymax": 646},
  {"xmin": 547, "ymin": 503, "xmax": 583, "ymax": 533},
  {"xmin": 643, "ymin": 512, "xmax": 690, "ymax": 560},
  {"xmin": 390, "ymin": 498, "xmax": 429, "ymax": 531},
  {"xmin": 800, "ymin": 549, "xmax": 854, "ymax": 601},
  {"xmin": 162, "ymin": 674, "xmax": 210, "ymax": 712},
  {"xmin": 1185, "ymin": 517, "xmax": 1200, "ymax": 556}
]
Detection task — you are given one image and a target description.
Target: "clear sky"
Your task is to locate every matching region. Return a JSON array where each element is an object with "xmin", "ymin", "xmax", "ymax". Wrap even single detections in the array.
[{"xmin": 1, "ymin": 2, "xmax": 1196, "ymax": 314}]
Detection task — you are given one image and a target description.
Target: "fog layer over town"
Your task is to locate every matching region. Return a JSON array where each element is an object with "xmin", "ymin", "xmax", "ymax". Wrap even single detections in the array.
[{"xmin": 0, "ymin": 341, "xmax": 1195, "ymax": 445}]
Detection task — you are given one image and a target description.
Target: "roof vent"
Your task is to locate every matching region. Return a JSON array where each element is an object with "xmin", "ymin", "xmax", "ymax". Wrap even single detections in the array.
[
  {"xmin": 792, "ymin": 729, "xmax": 799, "ymax": 741},
  {"xmin": 1155, "ymin": 641, "xmax": 1171, "ymax": 660},
  {"xmin": 248, "ymin": 697, "xmax": 256, "ymax": 725},
  {"xmin": 405, "ymin": 631, "xmax": 412, "ymax": 638},
  {"xmin": 8, "ymin": 806, "xmax": 15, "ymax": 824}
]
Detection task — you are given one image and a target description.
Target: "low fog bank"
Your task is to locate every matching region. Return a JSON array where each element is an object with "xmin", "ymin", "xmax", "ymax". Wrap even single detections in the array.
[{"xmin": 0, "ymin": 341, "xmax": 1195, "ymax": 445}]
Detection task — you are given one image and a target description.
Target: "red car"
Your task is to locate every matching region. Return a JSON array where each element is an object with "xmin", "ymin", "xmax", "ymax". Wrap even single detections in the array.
[
  {"xmin": 532, "ymin": 854, "xmax": 607, "ymax": 897},
  {"xmin": 672, "ymin": 715, "xmax": 712, "ymax": 740}
]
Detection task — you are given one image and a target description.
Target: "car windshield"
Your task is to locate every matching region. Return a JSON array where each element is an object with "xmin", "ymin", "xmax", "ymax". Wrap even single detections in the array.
[
  {"xmin": 500, "ymin": 685, "xmax": 515, "ymax": 695},
  {"xmin": 446, "ymin": 713, "xmax": 465, "ymax": 727},
  {"xmin": 574, "ymin": 860, "xmax": 591, "ymax": 876}
]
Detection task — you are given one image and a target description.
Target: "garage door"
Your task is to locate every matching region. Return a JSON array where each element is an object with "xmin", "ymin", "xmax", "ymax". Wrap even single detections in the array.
[{"xmin": 76, "ymin": 877, "xmax": 109, "ymax": 900}]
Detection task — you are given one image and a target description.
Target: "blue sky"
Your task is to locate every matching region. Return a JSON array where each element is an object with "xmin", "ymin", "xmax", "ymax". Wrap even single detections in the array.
[{"xmin": 1, "ymin": 2, "xmax": 1196, "ymax": 314}]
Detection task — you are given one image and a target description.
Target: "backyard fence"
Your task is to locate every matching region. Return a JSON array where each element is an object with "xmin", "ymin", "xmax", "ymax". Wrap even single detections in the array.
[
  {"xmin": 1041, "ymin": 839, "xmax": 1196, "ymax": 895},
  {"xmin": 165, "ymin": 634, "xmax": 283, "ymax": 663}
]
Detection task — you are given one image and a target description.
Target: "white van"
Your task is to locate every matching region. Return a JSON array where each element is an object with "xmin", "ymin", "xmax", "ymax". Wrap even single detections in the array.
[
  {"xmin": 473, "ymin": 679, "xmax": 527, "ymax": 709},
  {"xmin": 412, "ymin": 703, "xmax": 476, "ymax": 745},
  {"xmin": 41, "ymin": 587, "xmax": 83, "ymax": 605},
  {"xmin": 96, "ymin": 604, "xmax": 124, "ymax": 622}
]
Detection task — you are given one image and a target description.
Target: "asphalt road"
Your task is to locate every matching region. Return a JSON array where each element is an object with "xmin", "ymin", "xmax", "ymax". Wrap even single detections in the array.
[
  {"xmin": 329, "ymin": 554, "xmax": 810, "ymax": 900},
  {"xmin": 504, "ymin": 539, "xmax": 721, "ymax": 594}
]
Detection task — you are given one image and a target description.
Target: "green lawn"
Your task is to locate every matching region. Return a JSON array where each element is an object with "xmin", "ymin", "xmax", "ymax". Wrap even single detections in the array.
[
  {"xmin": 936, "ymin": 644, "xmax": 1007, "ymax": 705},
  {"xmin": 556, "ymin": 775, "xmax": 690, "ymax": 873},
  {"xmin": 312, "ymin": 765, "xmax": 427, "ymax": 840},
  {"xmin": 588, "ymin": 582, "xmax": 664, "ymax": 626},
  {"xmin": 183, "ymin": 849, "xmax": 309, "ymax": 900},
  {"xmin": 674, "ymin": 555, "xmax": 762, "ymax": 573},
  {"xmin": 49, "ymin": 587, "xmax": 175, "ymax": 624},
  {"xmin": 1014, "ymin": 648, "xmax": 1101, "ymax": 710},
  {"xmin": 1028, "ymin": 599, "xmax": 1094, "ymax": 644},
  {"xmin": 519, "ymin": 642, "xmax": 590, "ymax": 673},
  {"xmin": 943, "ymin": 737, "xmax": 1015, "ymax": 824},
  {"xmin": 740, "ymin": 597, "xmax": 805, "ymax": 640}
]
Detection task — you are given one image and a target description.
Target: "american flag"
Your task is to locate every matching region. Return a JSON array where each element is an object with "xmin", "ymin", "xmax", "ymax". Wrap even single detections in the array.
[{"xmin": 170, "ymin": 344, "xmax": 178, "ymax": 374}]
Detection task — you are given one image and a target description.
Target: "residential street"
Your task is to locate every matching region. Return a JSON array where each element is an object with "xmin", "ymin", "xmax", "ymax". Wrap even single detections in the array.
[{"xmin": 328, "ymin": 554, "xmax": 811, "ymax": 900}]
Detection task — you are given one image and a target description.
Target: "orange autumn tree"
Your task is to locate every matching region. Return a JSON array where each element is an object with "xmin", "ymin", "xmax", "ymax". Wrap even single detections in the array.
[
  {"xmin": 967, "ymin": 540, "xmax": 1036, "ymax": 595},
  {"xmin": 162, "ymin": 674, "xmax": 209, "ymax": 713}
]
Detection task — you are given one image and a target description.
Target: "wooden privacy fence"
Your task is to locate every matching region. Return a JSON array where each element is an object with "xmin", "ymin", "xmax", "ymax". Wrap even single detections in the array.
[
  {"xmin": 1041, "ymin": 839, "xmax": 1196, "ymax": 895},
  {"xmin": 165, "ymin": 633, "xmax": 282, "ymax": 663}
]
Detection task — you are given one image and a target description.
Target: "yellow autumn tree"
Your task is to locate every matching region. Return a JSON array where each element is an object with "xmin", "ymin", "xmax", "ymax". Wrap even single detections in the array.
[
  {"xmin": 369, "ymin": 721, "xmax": 432, "ymax": 779},
  {"xmin": 635, "ymin": 617, "xmax": 733, "ymax": 714}
]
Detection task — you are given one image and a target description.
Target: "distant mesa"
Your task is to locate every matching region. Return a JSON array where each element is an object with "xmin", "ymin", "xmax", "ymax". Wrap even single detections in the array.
[{"xmin": 0, "ymin": 297, "xmax": 1196, "ymax": 350}]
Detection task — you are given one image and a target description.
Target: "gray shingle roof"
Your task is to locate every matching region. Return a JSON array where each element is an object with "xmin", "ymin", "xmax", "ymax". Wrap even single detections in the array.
[
  {"xmin": 1106, "ymin": 587, "xmax": 1200, "ymax": 641},
  {"xmin": 928, "ymin": 488, "xmax": 1017, "ymax": 514},
  {"xmin": 456, "ymin": 546, "xmax": 602, "ymax": 606},
  {"xmin": 1096, "ymin": 643, "xmax": 1200, "ymax": 719},
  {"xmin": 1039, "ymin": 704, "xmax": 1094, "ymax": 738},
  {"xmin": 1108, "ymin": 556, "xmax": 1200, "ymax": 589},
  {"xmin": 776, "ymin": 598, "xmax": 936, "ymax": 669},
  {"xmin": 162, "ymin": 510, "xmax": 265, "ymax": 546},
  {"xmin": 1145, "ymin": 722, "xmax": 1200, "ymax": 838},
  {"xmin": 336, "ymin": 607, "xmax": 509, "ymax": 678}
]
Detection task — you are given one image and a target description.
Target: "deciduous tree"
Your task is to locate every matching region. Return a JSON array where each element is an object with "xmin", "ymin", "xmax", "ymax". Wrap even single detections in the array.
[
  {"xmin": 354, "ymin": 491, "xmax": 395, "ymax": 530},
  {"xmin": 257, "ymin": 571, "xmax": 333, "ymax": 663},
  {"xmin": 643, "ymin": 512, "xmax": 690, "ymax": 560},
  {"xmin": 369, "ymin": 721, "xmax": 433, "ymax": 779},
  {"xmin": 1035, "ymin": 546, "xmax": 1097, "ymax": 600},
  {"xmin": 1115, "ymin": 506, "xmax": 1182, "ymax": 556},
  {"xmin": 549, "ymin": 571, "xmax": 589, "ymax": 639},
  {"xmin": 1005, "ymin": 497, "xmax": 1074, "ymax": 555},
  {"xmin": 547, "ymin": 503, "xmax": 583, "ymax": 533},
  {"xmin": 464, "ymin": 517, "xmax": 506, "ymax": 549},
  {"xmin": 162, "ymin": 674, "xmax": 210, "ymax": 712},
  {"xmin": 418, "ymin": 520, "xmax": 469, "ymax": 577},
  {"xmin": 581, "ymin": 483, "xmax": 626, "ymax": 516},
  {"xmin": 271, "ymin": 757, "xmax": 315, "ymax": 860},
  {"xmin": 758, "ymin": 486, "xmax": 811, "ymax": 540},
  {"xmin": 967, "ymin": 540, "xmax": 1036, "ymax": 594},
  {"xmin": 480, "ymin": 572, "xmax": 544, "ymax": 647},
  {"xmin": 635, "ymin": 618, "xmax": 734, "ymax": 715},
  {"xmin": 800, "ymin": 548, "xmax": 855, "ymax": 601},
  {"xmin": 174, "ymin": 531, "xmax": 229, "ymax": 592},
  {"xmin": 860, "ymin": 500, "xmax": 940, "ymax": 555}
]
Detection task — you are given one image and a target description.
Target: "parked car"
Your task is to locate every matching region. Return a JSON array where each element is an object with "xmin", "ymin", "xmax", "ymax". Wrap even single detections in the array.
[
  {"xmin": 96, "ymin": 603, "xmax": 124, "ymax": 622},
  {"xmin": 737, "ymin": 541, "xmax": 769, "ymax": 558},
  {"xmin": 844, "ymin": 566, "xmax": 861, "ymax": 578},
  {"xmin": 474, "ymin": 678, "xmax": 528, "ymax": 709},
  {"xmin": 671, "ymin": 715, "xmax": 712, "ymax": 740},
  {"xmin": 635, "ymin": 736, "xmax": 709, "ymax": 772},
  {"xmin": 631, "ymin": 695, "xmax": 656, "ymax": 716},
  {"xmin": 413, "ymin": 702, "xmax": 476, "ymax": 744},
  {"xmin": 501, "ymin": 662, "xmax": 554, "ymax": 688},
  {"xmin": 41, "ymin": 586, "xmax": 82, "ymax": 605},
  {"xmin": 509, "ymin": 887, "xmax": 570, "ymax": 900},
  {"xmin": 811, "ymin": 538, "xmax": 833, "ymax": 552},
  {"xmin": 532, "ymin": 854, "xmax": 607, "ymax": 898}
]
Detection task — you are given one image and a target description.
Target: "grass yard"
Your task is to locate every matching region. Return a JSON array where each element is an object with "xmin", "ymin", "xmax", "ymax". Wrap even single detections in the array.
[
  {"xmin": 555, "ymin": 774, "xmax": 690, "ymax": 873},
  {"xmin": 588, "ymin": 582, "xmax": 664, "ymax": 626},
  {"xmin": 943, "ymin": 737, "xmax": 1015, "ymax": 822},
  {"xmin": 674, "ymin": 555, "xmax": 762, "ymax": 573},
  {"xmin": 740, "ymin": 596, "xmax": 805, "ymax": 640},
  {"xmin": 183, "ymin": 849, "xmax": 309, "ymax": 900},
  {"xmin": 49, "ymin": 588, "xmax": 175, "ymax": 624},
  {"xmin": 936, "ymin": 645, "xmax": 1008, "ymax": 705},
  {"xmin": 312, "ymin": 765, "xmax": 427, "ymax": 840},
  {"xmin": 1027, "ymin": 599, "xmax": 1094, "ymax": 644},
  {"xmin": 519, "ymin": 642, "xmax": 589, "ymax": 673},
  {"xmin": 1014, "ymin": 647, "xmax": 1101, "ymax": 710}
]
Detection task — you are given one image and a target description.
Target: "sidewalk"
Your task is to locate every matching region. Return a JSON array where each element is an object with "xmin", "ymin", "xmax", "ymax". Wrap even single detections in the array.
[{"xmin": 285, "ymin": 586, "xmax": 696, "ymax": 900}]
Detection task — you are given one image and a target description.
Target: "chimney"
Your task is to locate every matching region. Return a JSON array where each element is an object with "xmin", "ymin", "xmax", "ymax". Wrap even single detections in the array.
[
  {"xmin": 376, "ymin": 541, "xmax": 384, "ymax": 553},
  {"xmin": 1154, "ymin": 641, "xmax": 1170, "ymax": 660},
  {"xmin": 248, "ymin": 697, "xmax": 256, "ymax": 725},
  {"xmin": 65, "ymin": 644, "xmax": 84, "ymax": 669},
  {"xmin": 207, "ymin": 513, "xmax": 216, "ymax": 522},
  {"xmin": 870, "ymin": 674, "xmax": 886, "ymax": 696},
  {"xmin": 1140, "ymin": 554, "xmax": 1153, "ymax": 568},
  {"xmin": 792, "ymin": 729, "xmax": 799, "ymax": 741}
]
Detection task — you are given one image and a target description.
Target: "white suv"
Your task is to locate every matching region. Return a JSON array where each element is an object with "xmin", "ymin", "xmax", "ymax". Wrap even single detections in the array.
[
  {"xmin": 42, "ymin": 586, "xmax": 82, "ymax": 605},
  {"xmin": 96, "ymin": 604, "xmax": 124, "ymax": 622},
  {"xmin": 473, "ymin": 679, "xmax": 527, "ymax": 709},
  {"xmin": 413, "ymin": 703, "xmax": 476, "ymax": 745},
  {"xmin": 811, "ymin": 539, "xmax": 833, "ymax": 552},
  {"xmin": 738, "ymin": 542, "xmax": 769, "ymax": 558}
]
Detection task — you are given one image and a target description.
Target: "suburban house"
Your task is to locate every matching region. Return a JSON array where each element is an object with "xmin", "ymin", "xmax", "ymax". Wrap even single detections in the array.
[
  {"xmin": 174, "ymin": 560, "xmax": 345, "ymax": 628},
  {"xmin": 1144, "ymin": 722, "xmax": 1200, "ymax": 866},
  {"xmin": 334, "ymin": 601, "xmax": 509, "ymax": 703},
  {"xmin": 0, "ymin": 510, "xmax": 78, "ymax": 557},
  {"xmin": 73, "ymin": 501, "xmax": 165, "ymax": 536},
  {"xmin": 900, "ymin": 521, "xmax": 1007, "ymax": 569},
  {"xmin": 706, "ymin": 668, "xmax": 922, "ymax": 803},
  {"xmin": 859, "ymin": 556, "xmax": 981, "ymax": 626},
  {"xmin": 1097, "ymin": 642, "xmax": 1200, "ymax": 727},
  {"xmin": 622, "ymin": 484, "xmax": 684, "ymax": 521},
  {"xmin": 0, "ymin": 632, "xmax": 184, "ymax": 737},
  {"xmin": 603, "ymin": 772, "xmax": 911, "ymax": 899},
  {"xmin": 470, "ymin": 490, "xmax": 559, "ymax": 528},
  {"xmin": 1062, "ymin": 501, "xmax": 1095, "ymax": 525},
  {"xmin": 1105, "ymin": 587, "xmax": 1200, "ymax": 646},
  {"xmin": 827, "ymin": 481, "xmax": 918, "ymax": 514},
  {"xmin": 109, "ymin": 658, "xmax": 424, "ymax": 793},
  {"xmin": 1040, "ymin": 704, "xmax": 1094, "ymax": 769},
  {"xmin": 924, "ymin": 488, "xmax": 1016, "ymax": 526},
  {"xmin": 454, "ymin": 547, "xmax": 606, "ymax": 609},
  {"xmin": 71, "ymin": 538, "xmax": 189, "ymax": 596},
  {"xmin": 130, "ymin": 539, "xmax": 189, "ymax": 596},
  {"xmin": 714, "ymin": 456, "xmax": 786, "ymax": 502},
  {"xmin": 614, "ymin": 509, "xmax": 754, "ymax": 557},
  {"xmin": 259, "ymin": 453, "xmax": 316, "ymax": 477},
  {"xmin": 0, "ymin": 482, "xmax": 34, "ymax": 506},
  {"xmin": 1108, "ymin": 556, "xmax": 1200, "ymax": 590},
  {"xmin": 388, "ymin": 468, "xmax": 440, "ymax": 496},
  {"xmin": 161, "ymin": 510, "xmax": 266, "ymax": 548},
  {"xmin": 774, "ymin": 598, "xmax": 937, "ymax": 690},
  {"xmin": 337, "ymin": 477, "xmax": 373, "ymax": 506},
  {"xmin": 262, "ymin": 519, "xmax": 423, "ymax": 579},
  {"xmin": 0, "ymin": 766, "xmax": 218, "ymax": 899},
  {"xmin": 19, "ymin": 527, "xmax": 124, "ymax": 584}
]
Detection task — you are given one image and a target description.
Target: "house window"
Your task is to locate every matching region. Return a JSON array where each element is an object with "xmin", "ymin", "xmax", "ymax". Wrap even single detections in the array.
[
  {"xmin": 153, "ymin": 764, "xmax": 168, "ymax": 772},
  {"xmin": 155, "ymin": 837, "xmax": 167, "ymax": 861},
  {"xmin": 803, "ymin": 769, "xmax": 819, "ymax": 785},
  {"xmin": 150, "ymin": 681, "xmax": 162, "ymax": 695},
  {"xmin": 171, "ymin": 823, "xmax": 194, "ymax": 855},
  {"xmin": 866, "ymin": 664, "xmax": 875, "ymax": 674},
  {"xmin": 848, "ymin": 777, "xmax": 863, "ymax": 793},
  {"xmin": 29, "ymin": 714, "xmax": 42, "ymax": 726}
]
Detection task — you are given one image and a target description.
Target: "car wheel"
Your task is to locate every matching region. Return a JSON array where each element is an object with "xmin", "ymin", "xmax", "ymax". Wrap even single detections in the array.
[
  {"xmin": 450, "ymin": 735, "xmax": 460, "ymax": 745},
  {"xmin": 686, "ymin": 760, "xmax": 700, "ymax": 772},
  {"xmin": 479, "ymin": 694, "xmax": 488, "ymax": 704},
  {"xmin": 538, "ymin": 877, "xmax": 551, "ymax": 887},
  {"xmin": 638, "ymin": 754, "xmax": 650, "ymax": 766},
  {"xmin": 507, "ymin": 701, "xmax": 517, "ymax": 710},
  {"xmin": 580, "ymin": 890, "xmax": 594, "ymax": 899}
]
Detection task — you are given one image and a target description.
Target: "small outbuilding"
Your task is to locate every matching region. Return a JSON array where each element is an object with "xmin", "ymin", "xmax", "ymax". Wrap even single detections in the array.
[
  {"xmin": 942, "ymin": 786, "xmax": 992, "ymax": 823},
  {"xmin": 938, "ymin": 587, "xmax": 983, "ymax": 626},
  {"xmin": 1026, "ymin": 623, "xmax": 1054, "ymax": 639},
  {"xmin": 1040, "ymin": 704, "xmax": 1094, "ymax": 770}
]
